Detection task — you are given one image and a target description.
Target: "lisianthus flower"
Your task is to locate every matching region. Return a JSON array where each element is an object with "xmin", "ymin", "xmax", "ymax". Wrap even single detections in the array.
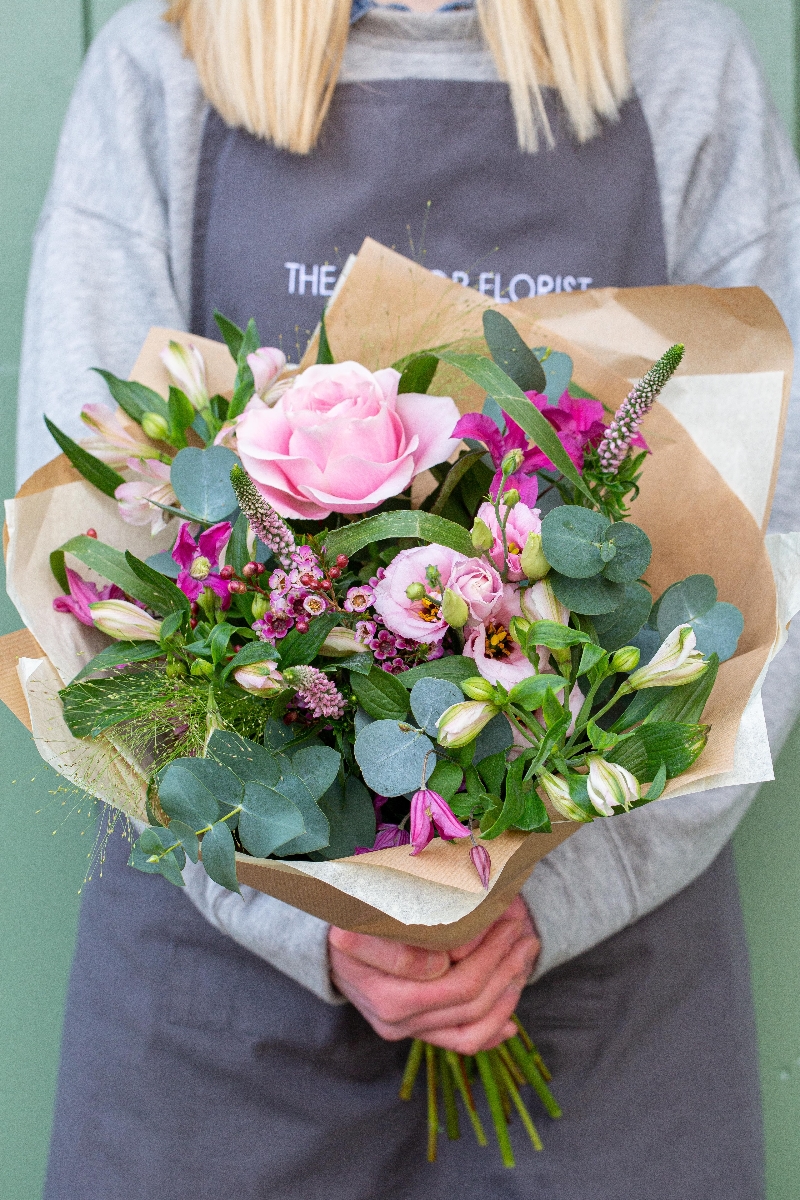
[
  {"xmin": 236, "ymin": 361, "xmax": 460, "ymax": 520},
  {"xmin": 80, "ymin": 403, "xmax": 159, "ymax": 468},
  {"xmin": 372, "ymin": 543, "xmax": 460, "ymax": 643},
  {"xmin": 463, "ymin": 584, "xmax": 537, "ymax": 689},
  {"xmin": 446, "ymin": 556, "xmax": 503, "ymax": 622},
  {"xmin": 172, "ymin": 521, "xmax": 233, "ymax": 608},
  {"xmin": 475, "ymin": 499, "xmax": 542, "ymax": 582},
  {"xmin": 53, "ymin": 567, "xmax": 124, "ymax": 627},
  {"xmin": 409, "ymin": 789, "xmax": 471, "ymax": 855},
  {"xmin": 115, "ymin": 458, "xmax": 177, "ymax": 535}
]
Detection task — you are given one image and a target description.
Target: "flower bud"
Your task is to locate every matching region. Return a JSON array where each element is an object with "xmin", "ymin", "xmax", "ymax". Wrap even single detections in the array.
[
  {"xmin": 470, "ymin": 843, "xmax": 492, "ymax": 889},
  {"xmin": 251, "ymin": 595, "xmax": 268, "ymax": 621},
  {"xmin": 89, "ymin": 599, "xmax": 162, "ymax": 642},
  {"xmin": 441, "ymin": 587, "xmax": 469, "ymax": 629},
  {"xmin": 508, "ymin": 616, "xmax": 531, "ymax": 646},
  {"xmin": 586, "ymin": 755, "xmax": 640, "ymax": 816},
  {"xmin": 247, "ymin": 346, "xmax": 287, "ymax": 399},
  {"xmin": 140, "ymin": 412, "xmax": 171, "ymax": 441},
  {"xmin": 470, "ymin": 517, "xmax": 494, "ymax": 552},
  {"xmin": 233, "ymin": 661, "xmax": 285, "ymax": 695},
  {"xmin": 461, "ymin": 676, "xmax": 496, "ymax": 702},
  {"xmin": 436, "ymin": 700, "xmax": 499, "ymax": 748},
  {"xmin": 190, "ymin": 659, "xmax": 215, "ymax": 678},
  {"xmin": 626, "ymin": 624, "xmax": 708, "ymax": 691},
  {"xmin": 501, "ymin": 448, "xmax": 524, "ymax": 477},
  {"xmin": 160, "ymin": 340, "xmax": 209, "ymax": 409},
  {"xmin": 610, "ymin": 645, "xmax": 640, "ymax": 673},
  {"xmin": 539, "ymin": 770, "xmax": 592, "ymax": 823},
  {"xmin": 405, "ymin": 582, "xmax": 427, "ymax": 601},
  {"xmin": 318, "ymin": 626, "xmax": 371, "ymax": 657},
  {"xmin": 520, "ymin": 532, "xmax": 550, "ymax": 581},
  {"xmin": 503, "ymin": 488, "xmax": 520, "ymax": 509}
]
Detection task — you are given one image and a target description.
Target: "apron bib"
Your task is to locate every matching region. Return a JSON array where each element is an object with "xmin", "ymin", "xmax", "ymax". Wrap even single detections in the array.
[{"xmin": 45, "ymin": 80, "xmax": 762, "ymax": 1198}]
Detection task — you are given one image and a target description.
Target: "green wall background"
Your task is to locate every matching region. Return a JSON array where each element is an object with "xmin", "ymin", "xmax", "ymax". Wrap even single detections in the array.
[{"xmin": 0, "ymin": 2, "xmax": 798, "ymax": 1197}]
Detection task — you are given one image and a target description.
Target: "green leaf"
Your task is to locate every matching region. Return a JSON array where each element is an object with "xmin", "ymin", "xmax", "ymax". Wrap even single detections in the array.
[
  {"xmin": 655, "ymin": 574, "xmax": 717, "ymax": 631},
  {"xmin": 316, "ymin": 775, "xmax": 377, "ymax": 859},
  {"xmin": 214, "ymin": 311, "xmax": 245, "ymax": 361},
  {"xmin": 159, "ymin": 611, "xmax": 184, "ymax": 642},
  {"xmin": 207, "ymin": 729, "xmax": 281, "ymax": 787},
  {"xmin": 427, "ymin": 759, "xmax": 464, "ymax": 803},
  {"xmin": 688, "ymin": 603, "xmax": 743, "ymax": 663},
  {"xmin": 145, "ymin": 551, "xmax": 180, "ymax": 579},
  {"xmin": 50, "ymin": 549, "xmax": 69, "ymax": 592},
  {"xmin": 474, "ymin": 713, "xmax": 514, "ymax": 762},
  {"xmin": 642, "ymin": 654, "xmax": 719, "ymax": 725},
  {"xmin": 166, "ymin": 819, "xmax": 200, "ymax": 863},
  {"xmin": 527, "ymin": 620, "xmax": 590, "ymax": 650},
  {"xmin": 482, "ymin": 311, "xmax": 547, "ymax": 393},
  {"xmin": 323, "ymin": 510, "xmax": 474, "ymax": 561},
  {"xmin": 70, "ymin": 641, "xmax": 165, "ymax": 683},
  {"xmin": 341, "ymin": 650, "xmax": 374, "ymax": 675},
  {"xmin": 550, "ymin": 572, "xmax": 626, "ymax": 616},
  {"xmin": 58, "ymin": 535, "xmax": 170, "ymax": 614},
  {"xmin": 541, "ymin": 687, "xmax": 566, "ymax": 729},
  {"xmin": 167, "ymin": 387, "xmax": 195, "ymax": 448},
  {"xmin": 124, "ymin": 551, "xmax": 191, "ymax": 615},
  {"xmin": 317, "ymin": 309, "xmax": 335, "ymax": 365},
  {"xmin": 129, "ymin": 834, "xmax": 186, "ymax": 887},
  {"xmin": 354, "ymin": 720, "xmax": 436, "ymax": 796},
  {"xmin": 538, "ymin": 348, "xmax": 574, "ymax": 403},
  {"xmin": 476, "ymin": 750, "xmax": 506, "ymax": 797},
  {"xmin": 290, "ymin": 745, "xmax": 342, "ymax": 801},
  {"xmin": 607, "ymin": 721, "xmax": 709, "ymax": 780},
  {"xmin": 601, "ymin": 522, "xmax": 652, "ymax": 584},
  {"xmin": 170, "ymin": 446, "xmax": 238, "ymax": 523},
  {"xmin": 540, "ymin": 507, "xmax": 609, "ymax": 579},
  {"xmin": 207, "ymin": 622, "xmax": 236, "ymax": 665},
  {"xmin": 268, "ymin": 766, "xmax": 330, "ymax": 855},
  {"xmin": 643, "ymin": 761, "xmax": 667, "ymax": 800},
  {"xmin": 227, "ymin": 512, "xmax": 251, "ymax": 575},
  {"xmin": 44, "ymin": 417, "xmax": 125, "ymax": 498},
  {"xmin": 221, "ymin": 639, "xmax": 279, "ymax": 682},
  {"xmin": 399, "ymin": 656, "xmax": 480, "ymax": 689},
  {"xmin": 587, "ymin": 719, "xmax": 619, "ymax": 751},
  {"xmin": 93, "ymin": 370, "xmax": 170, "ymax": 422},
  {"xmin": 592, "ymin": 583, "xmax": 652, "ymax": 652},
  {"xmin": 577, "ymin": 643, "xmax": 607, "ymax": 676},
  {"xmin": 158, "ymin": 757, "xmax": 243, "ymax": 827},
  {"xmin": 228, "ymin": 319, "xmax": 261, "ymax": 421},
  {"xmin": 200, "ymin": 821, "xmax": 241, "ymax": 893},
  {"xmin": 398, "ymin": 353, "xmax": 438, "ymax": 395},
  {"xmin": 278, "ymin": 612, "xmax": 341, "ymax": 668},
  {"xmin": 435, "ymin": 351, "xmax": 593, "ymax": 501},
  {"xmin": 429, "ymin": 449, "xmax": 485, "ymax": 518},
  {"xmin": 352, "ymin": 667, "xmax": 411, "ymax": 721},
  {"xmin": 508, "ymin": 674, "xmax": 569, "ymax": 711},
  {"xmin": 237, "ymin": 781, "xmax": 306, "ymax": 858}
]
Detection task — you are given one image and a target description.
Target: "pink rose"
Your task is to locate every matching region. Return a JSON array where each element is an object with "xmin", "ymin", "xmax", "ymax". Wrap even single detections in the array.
[
  {"xmin": 447, "ymin": 557, "xmax": 503, "ymax": 622},
  {"xmin": 372, "ymin": 544, "xmax": 460, "ymax": 643},
  {"xmin": 463, "ymin": 584, "xmax": 536, "ymax": 688},
  {"xmin": 235, "ymin": 361, "xmax": 460, "ymax": 520},
  {"xmin": 476, "ymin": 500, "xmax": 541, "ymax": 582}
]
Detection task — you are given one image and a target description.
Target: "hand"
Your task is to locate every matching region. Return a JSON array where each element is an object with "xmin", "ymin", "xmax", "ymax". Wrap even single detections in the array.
[{"xmin": 328, "ymin": 897, "xmax": 540, "ymax": 1055}]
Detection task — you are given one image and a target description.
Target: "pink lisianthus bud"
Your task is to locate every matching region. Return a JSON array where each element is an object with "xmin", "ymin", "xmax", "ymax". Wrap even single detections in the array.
[
  {"xmin": 247, "ymin": 347, "xmax": 288, "ymax": 398},
  {"xmin": 160, "ymin": 340, "xmax": 209, "ymax": 409},
  {"xmin": 89, "ymin": 599, "xmax": 163, "ymax": 642},
  {"xmin": 410, "ymin": 789, "xmax": 471, "ymax": 855},
  {"xmin": 470, "ymin": 842, "xmax": 492, "ymax": 889},
  {"xmin": 625, "ymin": 624, "xmax": 708, "ymax": 691},
  {"xmin": 233, "ymin": 661, "xmax": 285, "ymax": 695},
  {"xmin": 436, "ymin": 700, "xmax": 499, "ymax": 748},
  {"xmin": 446, "ymin": 556, "xmax": 503, "ymax": 623},
  {"xmin": 586, "ymin": 756, "xmax": 640, "ymax": 816}
]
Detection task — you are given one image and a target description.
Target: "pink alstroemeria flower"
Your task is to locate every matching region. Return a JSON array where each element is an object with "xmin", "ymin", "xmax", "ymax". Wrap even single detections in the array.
[
  {"xmin": 410, "ymin": 789, "xmax": 470, "ymax": 856},
  {"xmin": 52, "ymin": 567, "xmax": 124, "ymax": 627},
  {"xmin": 80, "ymin": 403, "xmax": 158, "ymax": 468},
  {"xmin": 172, "ymin": 521, "xmax": 233, "ymax": 608},
  {"xmin": 452, "ymin": 411, "xmax": 540, "ymax": 505},
  {"xmin": 115, "ymin": 458, "xmax": 177, "ymax": 535}
]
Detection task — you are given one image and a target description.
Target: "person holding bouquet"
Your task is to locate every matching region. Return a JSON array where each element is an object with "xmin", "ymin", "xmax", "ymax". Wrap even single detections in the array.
[{"xmin": 17, "ymin": 1, "xmax": 800, "ymax": 1196}]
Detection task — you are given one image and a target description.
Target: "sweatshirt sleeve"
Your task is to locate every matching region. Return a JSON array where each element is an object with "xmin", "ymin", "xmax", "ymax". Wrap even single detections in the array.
[
  {"xmin": 524, "ymin": 0, "xmax": 800, "ymax": 979},
  {"xmin": 15, "ymin": 3, "xmax": 347, "ymax": 1003}
]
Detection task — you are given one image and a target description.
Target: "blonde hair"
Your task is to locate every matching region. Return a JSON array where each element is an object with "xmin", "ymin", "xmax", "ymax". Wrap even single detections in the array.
[{"xmin": 165, "ymin": 0, "xmax": 629, "ymax": 154}]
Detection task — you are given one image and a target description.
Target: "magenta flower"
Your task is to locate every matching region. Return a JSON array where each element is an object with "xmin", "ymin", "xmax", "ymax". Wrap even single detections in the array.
[
  {"xmin": 524, "ymin": 390, "xmax": 608, "ymax": 472},
  {"xmin": 453, "ymin": 412, "xmax": 540, "ymax": 504},
  {"xmin": 344, "ymin": 584, "xmax": 374, "ymax": 613},
  {"xmin": 354, "ymin": 824, "xmax": 412, "ymax": 854},
  {"xmin": 172, "ymin": 521, "xmax": 233, "ymax": 609},
  {"xmin": 410, "ymin": 789, "xmax": 471, "ymax": 856},
  {"xmin": 470, "ymin": 843, "xmax": 492, "ymax": 889},
  {"xmin": 53, "ymin": 567, "xmax": 124, "ymax": 627}
]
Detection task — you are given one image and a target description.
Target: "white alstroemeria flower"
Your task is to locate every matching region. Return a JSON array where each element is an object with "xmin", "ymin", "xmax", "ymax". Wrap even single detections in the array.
[
  {"xmin": 437, "ymin": 700, "xmax": 499, "ymax": 748},
  {"xmin": 160, "ymin": 340, "xmax": 209, "ymax": 409},
  {"xmin": 586, "ymin": 756, "xmax": 640, "ymax": 816},
  {"xmin": 539, "ymin": 770, "xmax": 592, "ymax": 823},
  {"xmin": 627, "ymin": 624, "xmax": 708, "ymax": 691},
  {"xmin": 90, "ymin": 599, "xmax": 163, "ymax": 642}
]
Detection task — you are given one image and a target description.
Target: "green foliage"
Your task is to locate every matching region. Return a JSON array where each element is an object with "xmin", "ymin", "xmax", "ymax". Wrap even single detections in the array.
[
  {"xmin": 607, "ymin": 721, "xmax": 709, "ymax": 780},
  {"xmin": 170, "ymin": 445, "xmax": 238, "ymax": 523},
  {"xmin": 540, "ymin": 506, "xmax": 651, "ymax": 583},
  {"xmin": 409, "ymin": 677, "xmax": 463, "ymax": 736},
  {"xmin": 351, "ymin": 666, "xmax": 411, "ymax": 721},
  {"xmin": 354, "ymin": 719, "xmax": 435, "ymax": 796},
  {"xmin": 592, "ymin": 583, "xmax": 652, "ymax": 651},
  {"xmin": 508, "ymin": 675, "xmax": 569, "ymax": 712},
  {"xmin": 277, "ymin": 613, "xmax": 341, "ymax": 668},
  {"xmin": 398, "ymin": 353, "xmax": 438, "ymax": 394},
  {"xmin": 316, "ymin": 776, "xmax": 376, "ymax": 858},
  {"xmin": 44, "ymin": 417, "xmax": 125, "ymax": 498},
  {"xmin": 93, "ymin": 369, "xmax": 170, "ymax": 423},
  {"xmin": 70, "ymin": 642, "xmax": 165, "ymax": 684},
  {"xmin": 550, "ymin": 572, "xmax": 625, "ymax": 616},
  {"xmin": 228, "ymin": 318, "xmax": 261, "ymax": 421},
  {"xmin": 482, "ymin": 311, "xmax": 547, "ymax": 393},
  {"xmin": 317, "ymin": 309, "xmax": 335, "ymax": 365},
  {"xmin": 655, "ymin": 575, "xmax": 743, "ymax": 662},
  {"xmin": 399, "ymin": 656, "xmax": 480, "ymax": 689},
  {"xmin": 323, "ymin": 510, "xmax": 474, "ymax": 560},
  {"xmin": 57, "ymin": 535, "xmax": 188, "ymax": 615},
  {"xmin": 220, "ymin": 640, "xmax": 279, "ymax": 682}
]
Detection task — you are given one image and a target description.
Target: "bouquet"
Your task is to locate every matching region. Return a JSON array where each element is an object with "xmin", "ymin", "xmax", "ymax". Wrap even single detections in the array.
[{"xmin": 4, "ymin": 240, "xmax": 798, "ymax": 1166}]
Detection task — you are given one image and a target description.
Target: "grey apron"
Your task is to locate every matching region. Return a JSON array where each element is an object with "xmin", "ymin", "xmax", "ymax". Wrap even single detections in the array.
[{"xmin": 45, "ymin": 80, "xmax": 763, "ymax": 1199}]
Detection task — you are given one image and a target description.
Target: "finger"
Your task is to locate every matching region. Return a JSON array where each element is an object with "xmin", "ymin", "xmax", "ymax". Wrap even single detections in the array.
[
  {"xmin": 448, "ymin": 897, "xmax": 533, "ymax": 963},
  {"xmin": 328, "ymin": 927, "xmax": 450, "ymax": 981},
  {"xmin": 376, "ymin": 985, "xmax": 521, "ymax": 1054}
]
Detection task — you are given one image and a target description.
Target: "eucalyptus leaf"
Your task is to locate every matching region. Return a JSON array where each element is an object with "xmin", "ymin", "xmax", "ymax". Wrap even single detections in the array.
[
  {"xmin": 200, "ymin": 821, "xmax": 241, "ymax": 893},
  {"xmin": 540, "ymin": 507, "xmax": 609, "ymax": 578},
  {"xmin": 145, "ymin": 551, "xmax": 180, "ymax": 579},
  {"xmin": 166, "ymin": 819, "xmax": 200, "ymax": 864},
  {"xmin": 601, "ymin": 522, "xmax": 652, "ymax": 583},
  {"xmin": 656, "ymin": 575, "xmax": 718, "ymax": 635},
  {"xmin": 550, "ymin": 572, "xmax": 626, "ymax": 616},
  {"xmin": 690, "ymin": 603, "xmax": 744, "ymax": 662},
  {"xmin": 206, "ymin": 729, "xmax": 281, "ymax": 787},
  {"xmin": 237, "ymin": 781, "xmax": 306, "ymax": 858},
  {"xmin": 264, "ymin": 718, "xmax": 296, "ymax": 753},
  {"xmin": 158, "ymin": 757, "xmax": 243, "ymax": 828},
  {"xmin": 410, "ymin": 677, "xmax": 463, "ymax": 737},
  {"xmin": 354, "ymin": 720, "xmax": 435, "ymax": 796},
  {"xmin": 268, "ymin": 768, "xmax": 330, "ymax": 855},
  {"xmin": 540, "ymin": 350, "xmax": 574, "ymax": 404},
  {"xmin": 170, "ymin": 446, "xmax": 239, "ymax": 523},
  {"xmin": 591, "ymin": 582, "xmax": 652, "ymax": 652},
  {"xmin": 316, "ymin": 776, "xmax": 377, "ymax": 859},
  {"xmin": 474, "ymin": 713, "xmax": 514, "ymax": 762},
  {"xmin": 290, "ymin": 745, "xmax": 342, "ymax": 802},
  {"xmin": 482, "ymin": 310, "xmax": 547, "ymax": 393}
]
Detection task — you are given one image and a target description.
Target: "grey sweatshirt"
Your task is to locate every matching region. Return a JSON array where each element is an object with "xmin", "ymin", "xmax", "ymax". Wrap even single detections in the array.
[{"xmin": 16, "ymin": 0, "xmax": 800, "ymax": 1003}]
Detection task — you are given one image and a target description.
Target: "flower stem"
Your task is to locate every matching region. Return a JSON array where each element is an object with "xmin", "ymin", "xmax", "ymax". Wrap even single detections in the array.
[
  {"xmin": 494, "ymin": 1051, "xmax": 544, "ymax": 1151},
  {"xmin": 438, "ymin": 1049, "xmax": 461, "ymax": 1141},
  {"xmin": 507, "ymin": 1036, "xmax": 562, "ymax": 1118},
  {"xmin": 399, "ymin": 1039, "xmax": 425, "ymax": 1101},
  {"xmin": 426, "ymin": 1043, "xmax": 439, "ymax": 1163},
  {"xmin": 476, "ymin": 1050, "xmax": 515, "ymax": 1167},
  {"xmin": 445, "ymin": 1051, "xmax": 488, "ymax": 1146}
]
